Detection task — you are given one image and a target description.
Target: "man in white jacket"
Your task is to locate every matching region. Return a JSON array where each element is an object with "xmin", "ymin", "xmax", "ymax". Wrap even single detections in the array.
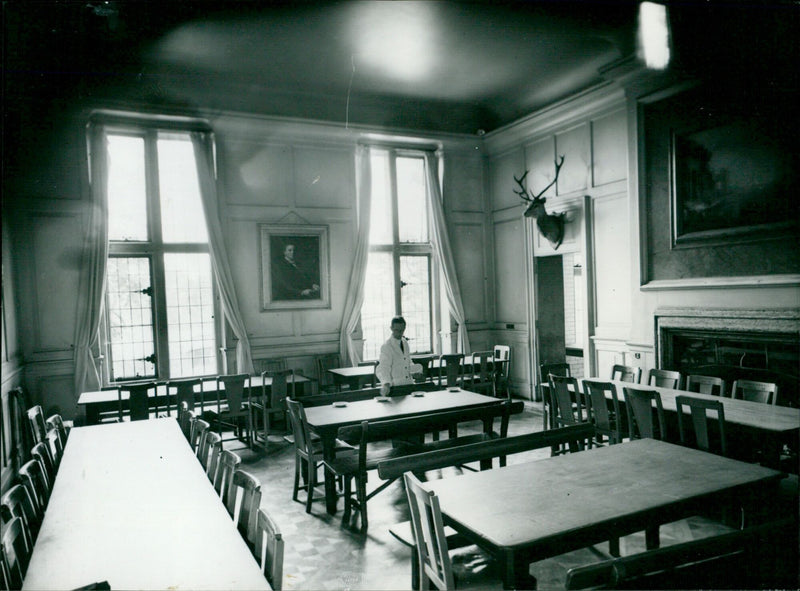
[{"xmin": 376, "ymin": 316, "xmax": 423, "ymax": 395}]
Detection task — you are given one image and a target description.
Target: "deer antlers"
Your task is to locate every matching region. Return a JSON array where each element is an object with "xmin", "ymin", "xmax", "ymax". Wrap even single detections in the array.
[{"xmin": 513, "ymin": 155, "xmax": 565, "ymax": 204}]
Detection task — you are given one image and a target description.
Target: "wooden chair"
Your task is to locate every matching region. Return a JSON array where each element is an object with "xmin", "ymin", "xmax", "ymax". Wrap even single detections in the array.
[
  {"xmin": 177, "ymin": 401, "xmax": 194, "ymax": 441},
  {"xmin": 1, "ymin": 484, "xmax": 41, "ymax": 544},
  {"xmin": 31, "ymin": 441, "xmax": 56, "ymax": 492},
  {"xmin": 1, "ymin": 517, "xmax": 31, "ymax": 590},
  {"xmin": 45, "ymin": 413, "xmax": 69, "ymax": 447},
  {"xmin": 315, "ymin": 353, "xmax": 342, "ymax": 394},
  {"xmin": 582, "ymin": 379, "xmax": 622, "ymax": 445},
  {"xmin": 26, "ymin": 405, "xmax": 47, "ymax": 445},
  {"xmin": 250, "ymin": 369, "xmax": 295, "ymax": 446},
  {"xmin": 623, "ymin": 386, "xmax": 667, "ymax": 441},
  {"xmin": 731, "ymin": 379, "xmax": 778, "ymax": 405},
  {"xmin": 647, "ymin": 368, "xmax": 682, "ymax": 389},
  {"xmin": 540, "ymin": 362, "xmax": 571, "ymax": 430},
  {"xmin": 191, "ymin": 418, "xmax": 211, "ymax": 457},
  {"xmin": 196, "ymin": 422, "xmax": 217, "ymax": 469},
  {"xmin": 226, "ymin": 469, "xmax": 262, "ymax": 547},
  {"xmin": 100, "ymin": 385, "xmax": 123, "ymax": 422},
  {"xmin": 215, "ymin": 373, "xmax": 253, "ymax": 446},
  {"xmin": 285, "ymin": 398, "xmax": 352, "ymax": 513},
  {"xmin": 253, "ymin": 508, "xmax": 284, "ymax": 590},
  {"xmin": 437, "ymin": 354, "xmax": 465, "ymax": 389},
  {"xmin": 466, "ymin": 351, "xmax": 497, "ymax": 397},
  {"xmin": 203, "ymin": 431, "xmax": 223, "ymax": 480},
  {"xmin": 493, "ymin": 345, "xmax": 511, "ymax": 398},
  {"xmin": 19, "ymin": 459, "xmax": 50, "ymax": 514},
  {"xmin": 254, "ymin": 358, "xmax": 288, "ymax": 375},
  {"xmin": 675, "ymin": 395, "xmax": 727, "ymax": 456},
  {"xmin": 611, "ymin": 364, "xmax": 642, "ymax": 383},
  {"xmin": 324, "ymin": 420, "xmax": 419, "ymax": 532},
  {"xmin": 45, "ymin": 429, "xmax": 64, "ymax": 471},
  {"xmin": 404, "ymin": 471, "xmax": 501, "ymax": 591},
  {"xmin": 548, "ymin": 375, "xmax": 588, "ymax": 455},
  {"xmin": 214, "ymin": 450, "xmax": 242, "ymax": 500},
  {"xmin": 168, "ymin": 377, "xmax": 202, "ymax": 415},
  {"xmin": 357, "ymin": 360, "xmax": 379, "ymax": 388},
  {"xmin": 120, "ymin": 382, "xmax": 155, "ymax": 421},
  {"xmin": 686, "ymin": 374, "xmax": 727, "ymax": 397}
]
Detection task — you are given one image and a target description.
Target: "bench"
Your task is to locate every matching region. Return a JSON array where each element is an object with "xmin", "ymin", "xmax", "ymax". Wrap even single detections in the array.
[
  {"xmin": 565, "ymin": 517, "xmax": 798, "ymax": 590},
  {"xmin": 377, "ymin": 422, "xmax": 595, "ymax": 481},
  {"xmin": 327, "ymin": 399, "xmax": 523, "ymax": 531}
]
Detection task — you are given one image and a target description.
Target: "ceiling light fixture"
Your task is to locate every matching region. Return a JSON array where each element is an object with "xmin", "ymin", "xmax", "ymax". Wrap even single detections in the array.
[{"xmin": 638, "ymin": 1, "xmax": 671, "ymax": 70}]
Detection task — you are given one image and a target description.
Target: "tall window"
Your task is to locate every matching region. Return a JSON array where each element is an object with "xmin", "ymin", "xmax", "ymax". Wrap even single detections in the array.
[
  {"xmin": 361, "ymin": 149, "xmax": 435, "ymax": 359},
  {"xmin": 102, "ymin": 128, "xmax": 218, "ymax": 381}
]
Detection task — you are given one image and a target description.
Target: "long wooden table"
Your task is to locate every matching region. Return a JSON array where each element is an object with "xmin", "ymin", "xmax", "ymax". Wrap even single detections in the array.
[
  {"xmin": 22, "ymin": 419, "xmax": 269, "ymax": 590},
  {"xmin": 303, "ymin": 388, "xmax": 505, "ymax": 514},
  {"xmin": 591, "ymin": 379, "xmax": 800, "ymax": 469},
  {"xmin": 78, "ymin": 374, "xmax": 310, "ymax": 425},
  {"xmin": 328, "ymin": 357, "xmax": 508, "ymax": 390},
  {"xmin": 424, "ymin": 438, "xmax": 783, "ymax": 590}
]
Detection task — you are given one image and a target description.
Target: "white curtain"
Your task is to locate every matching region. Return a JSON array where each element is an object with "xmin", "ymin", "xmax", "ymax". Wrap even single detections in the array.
[
  {"xmin": 192, "ymin": 132, "xmax": 254, "ymax": 375},
  {"xmin": 74, "ymin": 125, "xmax": 110, "ymax": 400},
  {"xmin": 425, "ymin": 151, "xmax": 470, "ymax": 354},
  {"xmin": 338, "ymin": 145, "xmax": 372, "ymax": 366}
]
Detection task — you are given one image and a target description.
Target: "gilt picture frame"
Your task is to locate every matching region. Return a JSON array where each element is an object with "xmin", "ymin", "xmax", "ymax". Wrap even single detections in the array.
[{"xmin": 260, "ymin": 224, "xmax": 330, "ymax": 310}]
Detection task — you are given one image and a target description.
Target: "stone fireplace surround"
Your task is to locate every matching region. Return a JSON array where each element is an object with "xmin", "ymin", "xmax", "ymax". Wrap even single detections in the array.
[{"xmin": 655, "ymin": 307, "xmax": 800, "ymax": 406}]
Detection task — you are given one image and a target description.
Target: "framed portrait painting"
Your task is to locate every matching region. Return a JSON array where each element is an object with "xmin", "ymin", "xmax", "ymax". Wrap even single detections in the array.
[{"xmin": 260, "ymin": 224, "xmax": 330, "ymax": 310}]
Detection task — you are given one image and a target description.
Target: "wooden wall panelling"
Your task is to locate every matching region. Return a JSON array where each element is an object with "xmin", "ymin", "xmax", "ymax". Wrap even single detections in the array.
[
  {"xmin": 554, "ymin": 123, "xmax": 590, "ymax": 195},
  {"xmin": 591, "ymin": 109, "xmax": 627, "ymax": 187},
  {"xmin": 219, "ymin": 140, "xmax": 293, "ymax": 206}
]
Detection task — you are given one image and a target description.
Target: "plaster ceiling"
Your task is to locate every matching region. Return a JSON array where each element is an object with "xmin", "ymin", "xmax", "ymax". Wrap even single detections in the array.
[{"xmin": 5, "ymin": 1, "xmax": 797, "ymax": 134}]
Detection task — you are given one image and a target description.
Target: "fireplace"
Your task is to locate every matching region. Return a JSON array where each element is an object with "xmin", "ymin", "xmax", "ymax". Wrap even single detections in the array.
[{"xmin": 655, "ymin": 308, "xmax": 800, "ymax": 407}]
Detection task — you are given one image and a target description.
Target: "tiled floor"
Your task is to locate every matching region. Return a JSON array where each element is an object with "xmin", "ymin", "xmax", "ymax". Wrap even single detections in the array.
[{"xmin": 223, "ymin": 400, "xmax": 796, "ymax": 590}]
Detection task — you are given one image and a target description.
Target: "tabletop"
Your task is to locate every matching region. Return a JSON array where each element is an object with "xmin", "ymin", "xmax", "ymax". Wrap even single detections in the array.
[
  {"xmin": 608, "ymin": 380, "xmax": 800, "ymax": 434},
  {"xmin": 424, "ymin": 438, "xmax": 782, "ymax": 588},
  {"xmin": 304, "ymin": 388, "xmax": 501, "ymax": 432},
  {"xmin": 22, "ymin": 419, "xmax": 269, "ymax": 591}
]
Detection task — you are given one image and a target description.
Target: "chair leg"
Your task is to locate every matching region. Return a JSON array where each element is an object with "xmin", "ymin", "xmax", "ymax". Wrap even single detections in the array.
[
  {"xmin": 292, "ymin": 455, "xmax": 301, "ymax": 502},
  {"xmin": 357, "ymin": 475, "xmax": 368, "ymax": 533},
  {"xmin": 305, "ymin": 460, "xmax": 316, "ymax": 514},
  {"xmin": 341, "ymin": 476, "xmax": 352, "ymax": 524},
  {"xmin": 645, "ymin": 525, "xmax": 660, "ymax": 550}
]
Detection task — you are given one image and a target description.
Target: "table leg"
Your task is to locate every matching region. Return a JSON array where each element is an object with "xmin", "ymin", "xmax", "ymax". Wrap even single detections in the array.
[
  {"xmin": 501, "ymin": 551, "xmax": 537, "ymax": 590},
  {"xmin": 322, "ymin": 437, "xmax": 338, "ymax": 515}
]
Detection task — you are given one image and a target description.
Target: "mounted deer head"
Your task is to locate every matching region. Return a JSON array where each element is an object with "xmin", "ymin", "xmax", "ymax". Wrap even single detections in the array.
[{"xmin": 514, "ymin": 155, "xmax": 567, "ymax": 250}]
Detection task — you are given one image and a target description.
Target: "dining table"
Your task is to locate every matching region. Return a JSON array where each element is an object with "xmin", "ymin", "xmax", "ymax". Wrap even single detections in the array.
[
  {"xmin": 582, "ymin": 379, "xmax": 800, "ymax": 470},
  {"xmin": 78, "ymin": 373, "xmax": 310, "ymax": 425},
  {"xmin": 327, "ymin": 355, "xmax": 509, "ymax": 390},
  {"xmin": 424, "ymin": 437, "xmax": 784, "ymax": 590},
  {"xmin": 22, "ymin": 418, "xmax": 270, "ymax": 590},
  {"xmin": 303, "ymin": 388, "xmax": 505, "ymax": 514}
]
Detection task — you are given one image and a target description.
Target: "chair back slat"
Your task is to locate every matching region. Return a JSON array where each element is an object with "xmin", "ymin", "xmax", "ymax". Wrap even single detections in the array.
[
  {"xmin": 731, "ymin": 380, "xmax": 777, "ymax": 405},
  {"xmin": 214, "ymin": 450, "xmax": 242, "ymax": 500},
  {"xmin": 218, "ymin": 374, "xmax": 249, "ymax": 413},
  {"xmin": 170, "ymin": 378, "xmax": 202, "ymax": 413},
  {"xmin": 203, "ymin": 431, "xmax": 223, "ymax": 478},
  {"xmin": 19, "ymin": 459, "xmax": 49, "ymax": 514},
  {"xmin": 583, "ymin": 379, "xmax": 622, "ymax": 444},
  {"xmin": 686, "ymin": 375, "xmax": 727, "ymax": 397},
  {"xmin": 227, "ymin": 469, "xmax": 262, "ymax": 545},
  {"xmin": 624, "ymin": 386, "xmax": 666, "ymax": 440},
  {"xmin": 676, "ymin": 395, "xmax": 727, "ymax": 456},
  {"xmin": 2, "ymin": 517, "xmax": 31, "ymax": 590},
  {"xmin": 612, "ymin": 364, "xmax": 642, "ymax": 383},
  {"xmin": 120, "ymin": 382, "xmax": 155, "ymax": 421},
  {"xmin": 437, "ymin": 354, "xmax": 465, "ymax": 388},
  {"xmin": 648, "ymin": 368, "xmax": 682, "ymax": 389},
  {"xmin": 26, "ymin": 406, "xmax": 47, "ymax": 445},
  {"xmin": 254, "ymin": 508, "xmax": 284, "ymax": 590},
  {"xmin": 404, "ymin": 472, "xmax": 455, "ymax": 590}
]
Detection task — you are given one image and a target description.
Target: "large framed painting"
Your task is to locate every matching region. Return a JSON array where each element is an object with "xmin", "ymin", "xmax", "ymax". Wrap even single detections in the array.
[
  {"xmin": 639, "ymin": 83, "xmax": 800, "ymax": 288},
  {"xmin": 260, "ymin": 224, "xmax": 330, "ymax": 310},
  {"xmin": 671, "ymin": 118, "xmax": 796, "ymax": 245}
]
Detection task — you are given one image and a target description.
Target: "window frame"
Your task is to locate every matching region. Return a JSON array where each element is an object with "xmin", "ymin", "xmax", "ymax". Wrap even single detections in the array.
[
  {"xmin": 96, "ymin": 120, "xmax": 222, "ymax": 383},
  {"xmin": 364, "ymin": 147, "xmax": 439, "ymax": 356}
]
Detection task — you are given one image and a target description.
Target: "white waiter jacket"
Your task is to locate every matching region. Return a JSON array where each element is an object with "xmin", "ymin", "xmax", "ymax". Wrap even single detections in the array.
[{"xmin": 376, "ymin": 337, "xmax": 422, "ymax": 386}]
